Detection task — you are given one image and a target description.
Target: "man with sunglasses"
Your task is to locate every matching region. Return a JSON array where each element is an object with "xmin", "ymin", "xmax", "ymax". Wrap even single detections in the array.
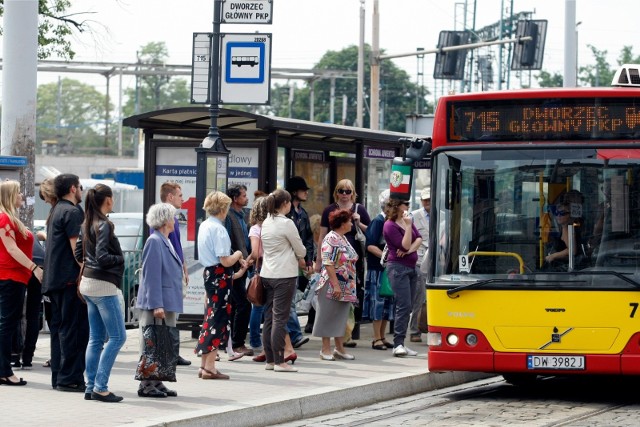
[{"xmin": 42, "ymin": 174, "xmax": 89, "ymax": 392}]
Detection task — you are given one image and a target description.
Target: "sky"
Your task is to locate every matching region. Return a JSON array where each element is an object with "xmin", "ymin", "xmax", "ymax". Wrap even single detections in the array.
[{"xmin": 6, "ymin": 0, "xmax": 640, "ymax": 104}]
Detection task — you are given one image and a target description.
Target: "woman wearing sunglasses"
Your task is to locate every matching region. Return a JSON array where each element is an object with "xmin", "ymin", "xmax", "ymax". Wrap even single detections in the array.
[{"xmin": 314, "ymin": 179, "xmax": 370, "ymax": 344}]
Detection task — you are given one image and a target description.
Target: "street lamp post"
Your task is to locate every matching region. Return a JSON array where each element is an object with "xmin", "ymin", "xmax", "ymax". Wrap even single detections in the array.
[{"xmin": 195, "ymin": 0, "xmax": 230, "ymax": 259}]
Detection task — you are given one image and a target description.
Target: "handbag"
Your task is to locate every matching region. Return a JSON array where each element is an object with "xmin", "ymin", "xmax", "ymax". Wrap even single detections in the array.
[
  {"xmin": 247, "ymin": 273, "xmax": 265, "ymax": 306},
  {"xmin": 135, "ymin": 319, "xmax": 179, "ymax": 382},
  {"xmin": 246, "ymin": 235, "xmax": 266, "ymax": 306},
  {"xmin": 379, "ymin": 269, "xmax": 394, "ymax": 297}
]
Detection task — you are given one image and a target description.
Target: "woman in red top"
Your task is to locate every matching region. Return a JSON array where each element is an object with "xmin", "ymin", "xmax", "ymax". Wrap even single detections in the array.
[{"xmin": 0, "ymin": 180, "xmax": 42, "ymax": 386}]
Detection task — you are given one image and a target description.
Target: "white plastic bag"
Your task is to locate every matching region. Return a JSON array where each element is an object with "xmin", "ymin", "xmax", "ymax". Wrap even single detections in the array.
[{"xmin": 297, "ymin": 272, "xmax": 320, "ymax": 313}]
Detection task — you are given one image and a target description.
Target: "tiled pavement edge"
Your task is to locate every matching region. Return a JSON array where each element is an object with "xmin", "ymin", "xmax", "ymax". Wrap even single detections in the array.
[{"xmin": 3, "ymin": 322, "xmax": 491, "ymax": 427}]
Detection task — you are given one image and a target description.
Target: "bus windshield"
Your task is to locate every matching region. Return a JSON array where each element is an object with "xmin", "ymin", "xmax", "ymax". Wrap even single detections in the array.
[{"xmin": 432, "ymin": 146, "xmax": 640, "ymax": 288}]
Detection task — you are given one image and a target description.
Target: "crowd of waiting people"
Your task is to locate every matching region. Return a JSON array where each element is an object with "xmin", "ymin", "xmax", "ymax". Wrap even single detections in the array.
[{"xmin": 0, "ymin": 173, "xmax": 434, "ymax": 402}]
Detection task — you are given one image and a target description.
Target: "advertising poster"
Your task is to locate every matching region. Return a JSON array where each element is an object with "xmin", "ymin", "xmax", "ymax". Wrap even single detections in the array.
[{"xmin": 154, "ymin": 145, "xmax": 260, "ymax": 317}]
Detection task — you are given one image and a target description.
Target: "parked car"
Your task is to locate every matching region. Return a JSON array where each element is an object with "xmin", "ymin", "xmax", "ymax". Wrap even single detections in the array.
[{"xmin": 109, "ymin": 212, "xmax": 144, "ymax": 326}]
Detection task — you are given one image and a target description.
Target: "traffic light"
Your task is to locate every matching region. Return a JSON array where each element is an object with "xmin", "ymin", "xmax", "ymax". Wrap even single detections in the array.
[
  {"xmin": 434, "ymin": 31, "xmax": 470, "ymax": 80},
  {"xmin": 511, "ymin": 20, "xmax": 548, "ymax": 71}
]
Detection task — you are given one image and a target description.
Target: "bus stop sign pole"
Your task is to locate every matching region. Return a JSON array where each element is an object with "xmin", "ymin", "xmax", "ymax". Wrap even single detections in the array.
[{"xmin": 195, "ymin": 0, "xmax": 230, "ymax": 260}]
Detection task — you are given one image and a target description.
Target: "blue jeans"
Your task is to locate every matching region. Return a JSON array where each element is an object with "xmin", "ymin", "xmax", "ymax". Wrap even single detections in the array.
[
  {"xmin": 287, "ymin": 299, "xmax": 303, "ymax": 344},
  {"xmin": 249, "ymin": 305, "xmax": 264, "ymax": 349},
  {"xmin": 386, "ymin": 262, "xmax": 418, "ymax": 347},
  {"xmin": 250, "ymin": 285, "xmax": 303, "ymax": 349},
  {"xmin": 84, "ymin": 294, "xmax": 126, "ymax": 393}
]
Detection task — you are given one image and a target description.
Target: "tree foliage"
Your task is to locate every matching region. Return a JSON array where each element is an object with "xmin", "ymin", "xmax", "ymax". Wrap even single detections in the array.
[
  {"xmin": 578, "ymin": 45, "xmax": 616, "ymax": 87},
  {"xmin": 36, "ymin": 78, "xmax": 111, "ymax": 154},
  {"xmin": 536, "ymin": 70, "xmax": 563, "ymax": 87},
  {"xmin": 536, "ymin": 45, "xmax": 640, "ymax": 88},
  {"xmin": 122, "ymin": 42, "xmax": 191, "ymax": 117},
  {"xmin": 0, "ymin": 0, "xmax": 95, "ymax": 59},
  {"xmin": 266, "ymin": 45, "xmax": 428, "ymax": 132}
]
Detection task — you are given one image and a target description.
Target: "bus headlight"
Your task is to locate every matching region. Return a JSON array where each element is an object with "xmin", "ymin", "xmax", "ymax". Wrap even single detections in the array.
[
  {"xmin": 426, "ymin": 332, "xmax": 441, "ymax": 346},
  {"xmin": 465, "ymin": 333, "xmax": 478, "ymax": 346},
  {"xmin": 446, "ymin": 333, "xmax": 459, "ymax": 346}
]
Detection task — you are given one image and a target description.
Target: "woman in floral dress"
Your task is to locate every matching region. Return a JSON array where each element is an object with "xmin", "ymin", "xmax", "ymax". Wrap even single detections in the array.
[{"xmin": 312, "ymin": 209, "xmax": 358, "ymax": 361}]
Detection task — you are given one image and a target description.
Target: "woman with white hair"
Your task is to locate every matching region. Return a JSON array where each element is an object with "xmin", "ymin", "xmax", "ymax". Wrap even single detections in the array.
[
  {"xmin": 136, "ymin": 203, "xmax": 184, "ymax": 398},
  {"xmin": 363, "ymin": 189, "xmax": 395, "ymax": 350}
]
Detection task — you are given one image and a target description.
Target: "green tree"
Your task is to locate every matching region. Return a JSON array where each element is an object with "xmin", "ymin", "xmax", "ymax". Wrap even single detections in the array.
[
  {"xmin": 0, "ymin": 0, "xmax": 93, "ymax": 59},
  {"xmin": 266, "ymin": 45, "xmax": 427, "ymax": 132},
  {"xmin": 36, "ymin": 78, "xmax": 111, "ymax": 154},
  {"xmin": 536, "ymin": 70, "xmax": 563, "ymax": 87},
  {"xmin": 122, "ymin": 42, "xmax": 191, "ymax": 116},
  {"xmin": 617, "ymin": 45, "xmax": 640, "ymax": 65},
  {"xmin": 578, "ymin": 45, "xmax": 616, "ymax": 87}
]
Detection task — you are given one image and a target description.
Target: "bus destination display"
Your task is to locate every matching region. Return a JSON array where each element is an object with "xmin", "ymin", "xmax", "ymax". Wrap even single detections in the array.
[{"xmin": 448, "ymin": 97, "xmax": 640, "ymax": 142}]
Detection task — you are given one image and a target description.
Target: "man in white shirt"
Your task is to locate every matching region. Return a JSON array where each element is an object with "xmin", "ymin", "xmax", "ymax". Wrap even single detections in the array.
[{"xmin": 409, "ymin": 187, "xmax": 430, "ymax": 342}]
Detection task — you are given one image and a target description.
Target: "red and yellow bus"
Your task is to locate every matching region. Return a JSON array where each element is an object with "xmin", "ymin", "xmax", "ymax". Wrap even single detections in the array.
[{"xmin": 425, "ymin": 66, "xmax": 640, "ymax": 384}]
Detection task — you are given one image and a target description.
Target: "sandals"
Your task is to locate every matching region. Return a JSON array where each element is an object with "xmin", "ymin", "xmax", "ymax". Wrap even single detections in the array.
[
  {"xmin": 381, "ymin": 340, "xmax": 394, "ymax": 349},
  {"xmin": 201, "ymin": 368, "xmax": 229, "ymax": 380},
  {"xmin": 372, "ymin": 339, "xmax": 387, "ymax": 350},
  {"xmin": 0, "ymin": 377, "xmax": 27, "ymax": 386}
]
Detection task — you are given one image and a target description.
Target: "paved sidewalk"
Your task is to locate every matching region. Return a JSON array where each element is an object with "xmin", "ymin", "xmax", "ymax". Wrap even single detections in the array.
[{"xmin": 2, "ymin": 323, "xmax": 487, "ymax": 427}]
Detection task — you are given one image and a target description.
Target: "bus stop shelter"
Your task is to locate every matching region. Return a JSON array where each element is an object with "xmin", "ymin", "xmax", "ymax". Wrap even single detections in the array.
[{"xmin": 123, "ymin": 107, "xmax": 423, "ymax": 218}]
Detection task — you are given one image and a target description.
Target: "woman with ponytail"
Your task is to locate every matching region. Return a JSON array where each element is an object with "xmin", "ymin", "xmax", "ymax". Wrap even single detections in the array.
[
  {"xmin": 260, "ymin": 189, "xmax": 307, "ymax": 372},
  {"xmin": 74, "ymin": 184, "xmax": 126, "ymax": 402},
  {"xmin": 0, "ymin": 180, "xmax": 38, "ymax": 386}
]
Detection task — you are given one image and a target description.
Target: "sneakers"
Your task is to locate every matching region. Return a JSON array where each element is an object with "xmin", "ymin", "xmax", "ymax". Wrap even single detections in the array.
[
  {"xmin": 292, "ymin": 336, "xmax": 309, "ymax": 349},
  {"xmin": 393, "ymin": 345, "xmax": 418, "ymax": 357},
  {"xmin": 392, "ymin": 345, "xmax": 407, "ymax": 357},
  {"xmin": 405, "ymin": 346, "xmax": 418, "ymax": 356}
]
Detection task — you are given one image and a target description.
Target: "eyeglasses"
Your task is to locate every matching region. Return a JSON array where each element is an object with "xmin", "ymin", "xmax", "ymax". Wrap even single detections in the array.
[
  {"xmin": 555, "ymin": 210, "xmax": 569, "ymax": 216},
  {"xmin": 77, "ymin": 184, "xmax": 84, "ymax": 191},
  {"xmin": 337, "ymin": 189, "xmax": 352, "ymax": 195}
]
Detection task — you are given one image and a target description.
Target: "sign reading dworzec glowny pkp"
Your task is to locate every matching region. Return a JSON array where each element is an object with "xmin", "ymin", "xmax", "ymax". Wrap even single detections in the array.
[
  {"xmin": 221, "ymin": 0, "xmax": 273, "ymax": 24},
  {"xmin": 190, "ymin": 1, "xmax": 273, "ymax": 105}
]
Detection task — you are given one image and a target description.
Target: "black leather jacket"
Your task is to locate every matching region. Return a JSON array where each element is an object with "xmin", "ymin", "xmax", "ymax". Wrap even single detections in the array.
[
  {"xmin": 287, "ymin": 204, "xmax": 314, "ymax": 265},
  {"xmin": 74, "ymin": 219, "xmax": 125, "ymax": 288}
]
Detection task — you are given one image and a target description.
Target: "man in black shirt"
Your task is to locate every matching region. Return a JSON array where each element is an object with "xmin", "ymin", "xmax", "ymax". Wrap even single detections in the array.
[
  {"xmin": 42, "ymin": 174, "xmax": 89, "ymax": 392},
  {"xmin": 286, "ymin": 176, "xmax": 314, "ymax": 346}
]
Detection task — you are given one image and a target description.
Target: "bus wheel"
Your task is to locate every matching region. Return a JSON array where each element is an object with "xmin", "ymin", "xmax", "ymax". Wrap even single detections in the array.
[{"xmin": 502, "ymin": 373, "xmax": 538, "ymax": 386}]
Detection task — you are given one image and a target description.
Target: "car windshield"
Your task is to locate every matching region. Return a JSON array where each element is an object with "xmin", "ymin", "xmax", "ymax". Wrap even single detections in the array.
[
  {"xmin": 432, "ymin": 147, "xmax": 640, "ymax": 289},
  {"xmin": 110, "ymin": 215, "xmax": 142, "ymax": 251}
]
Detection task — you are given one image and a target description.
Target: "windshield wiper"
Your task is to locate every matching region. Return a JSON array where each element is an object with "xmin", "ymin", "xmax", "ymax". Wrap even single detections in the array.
[
  {"xmin": 447, "ymin": 278, "xmax": 539, "ymax": 297},
  {"xmin": 527, "ymin": 270, "xmax": 640, "ymax": 289},
  {"xmin": 446, "ymin": 270, "xmax": 640, "ymax": 298}
]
